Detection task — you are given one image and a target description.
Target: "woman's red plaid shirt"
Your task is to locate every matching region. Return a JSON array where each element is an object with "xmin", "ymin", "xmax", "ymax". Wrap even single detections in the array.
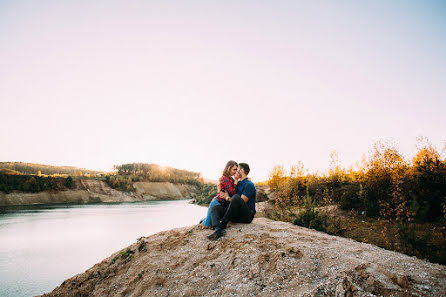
[{"xmin": 216, "ymin": 175, "xmax": 237, "ymax": 204}]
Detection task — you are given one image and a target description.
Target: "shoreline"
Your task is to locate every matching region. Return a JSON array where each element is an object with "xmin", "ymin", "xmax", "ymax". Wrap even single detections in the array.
[{"xmin": 0, "ymin": 180, "xmax": 198, "ymax": 207}]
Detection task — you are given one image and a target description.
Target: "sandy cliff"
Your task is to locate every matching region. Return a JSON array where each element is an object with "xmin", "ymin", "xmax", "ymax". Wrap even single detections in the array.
[
  {"xmin": 133, "ymin": 182, "xmax": 197, "ymax": 200},
  {"xmin": 41, "ymin": 218, "xmax": 446, "ymax": 297},
  {"xmin": 0, "ymin": 180, "xmax": 197, "ymax": 206}
]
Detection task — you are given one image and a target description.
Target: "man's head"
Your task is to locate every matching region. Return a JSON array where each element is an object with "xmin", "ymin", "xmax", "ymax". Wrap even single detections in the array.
[{"xmin": 238, "ymin": 163, "xmax": 250, "ymax": 178}]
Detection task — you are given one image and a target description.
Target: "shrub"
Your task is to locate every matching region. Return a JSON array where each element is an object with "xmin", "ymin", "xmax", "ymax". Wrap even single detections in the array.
[
  {"xmin": 340, "ymin": 184, "xmax": 363, "ymax": 211},
  {"xmin": 395, "ymin": 223, "xmax": 432, "ymax": 260},
  {"xmin": 267, "ymin": 165, "xmax": 287, "ymax": 192},
  {"xmin": 65, "ymin": 176, "xmax": 73, "ymax": 188},
  {"xmin": 294, "ymin": 209, "xmax": 327, "ymax": 232},
  {"xmin": 194, "ymin": 183, "xmax": 217, "ymax": 205},
  {"xmin": 293, "ymin": 186, "xmax": 327, "ymax": 232}
]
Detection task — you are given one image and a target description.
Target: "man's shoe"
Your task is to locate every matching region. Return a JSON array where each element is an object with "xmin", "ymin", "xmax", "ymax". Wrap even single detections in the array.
[{"xmin": 208, "ymin": 229, "xmax": 225, "ymax": 240}]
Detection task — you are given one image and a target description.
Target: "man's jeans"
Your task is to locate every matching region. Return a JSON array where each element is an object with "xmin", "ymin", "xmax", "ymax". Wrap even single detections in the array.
[{"xmin": 211, "ymin": 194, "xmax": 255, "ymax": 231}]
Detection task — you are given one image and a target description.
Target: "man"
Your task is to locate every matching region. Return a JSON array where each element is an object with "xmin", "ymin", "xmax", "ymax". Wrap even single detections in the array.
[{"xmin": 208, "ymin": 163, "xmax": 256, "ymax": 240}]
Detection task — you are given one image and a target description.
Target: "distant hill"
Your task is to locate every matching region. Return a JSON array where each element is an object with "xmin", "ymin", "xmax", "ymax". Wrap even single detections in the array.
[
  {"xmin": 0, "ymin": 162, "xmax": 208, "ymax": 195},
  {"xmin": 0, "ymin": 162, "xmax": 105, "ymax": 176}
]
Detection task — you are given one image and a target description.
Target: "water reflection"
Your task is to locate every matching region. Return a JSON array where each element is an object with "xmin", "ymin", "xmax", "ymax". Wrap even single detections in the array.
[{"xmin": 0, "ymin": 200, "xmax": 206, "ymax": 297}]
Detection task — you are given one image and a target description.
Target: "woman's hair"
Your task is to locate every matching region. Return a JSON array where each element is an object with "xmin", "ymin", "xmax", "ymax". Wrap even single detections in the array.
[
  {"xmin": 222, "ymin": 160, "xmax": 238, "ymax": 178},
  {"xmin": 218, "ymin": 160, "xmax": 238, "ymax": 192}
]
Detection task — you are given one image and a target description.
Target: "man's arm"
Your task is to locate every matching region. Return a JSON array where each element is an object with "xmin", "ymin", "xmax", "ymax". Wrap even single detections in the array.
[
  {"xmin": 240, "ymin": 183, "xmax": 255, "ymax": 203},
  {"xmin": 223, "ymin": 192, "xmax": 247, "ymax": 202}
]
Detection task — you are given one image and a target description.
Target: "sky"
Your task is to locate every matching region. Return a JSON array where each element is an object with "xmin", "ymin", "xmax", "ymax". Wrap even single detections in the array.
[{"xmin": 1, "ymin": 0, "xmax": 445, "ymax": 181}]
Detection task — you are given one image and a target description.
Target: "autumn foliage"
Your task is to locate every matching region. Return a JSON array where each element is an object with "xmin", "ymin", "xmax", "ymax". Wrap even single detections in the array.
[
  {"xmin": 268, "ymin": 139, "xmax": 446, "ymax": 222},
  {"xmin": 266, "ymin": 139, "xmax": 446, "ymax": 264}
]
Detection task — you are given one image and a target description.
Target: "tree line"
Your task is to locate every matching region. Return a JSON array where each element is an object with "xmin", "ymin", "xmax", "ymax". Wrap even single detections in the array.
[
  {"xmin": 0, "ymin": 162, "xmax": 204, "ymax": 194},
  {"xmin": 0, "ymin": 170, "xmax": 73, "ymax": 193},
  {"xmin": 106, "ymin": 163, "xmax": 203, "ymax": 191},
  {"xmin": 0, "ymin": 162, "xmax": 104, "ymax": 176},
  {"xmin": 266, "ymin": 138, "xmax": 446, "ymax": 264},
  {"xmin": 268, "ymin": 139, "xmax": 446, "ymax": 222}
]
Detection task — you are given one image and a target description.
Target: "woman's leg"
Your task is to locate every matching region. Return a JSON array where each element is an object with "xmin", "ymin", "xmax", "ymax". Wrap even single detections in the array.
[{"xmin": 202, "ymin": 198, "xmax": 220, "ymax": 227}]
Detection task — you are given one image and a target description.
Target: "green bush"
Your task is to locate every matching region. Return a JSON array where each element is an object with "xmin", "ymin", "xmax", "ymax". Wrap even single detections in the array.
[
  {"xmin": 395, "ymin": 223, "xmax": 432, "ymax": 260},
  {"xmin": 65, "ymin": 176, "xmax": 73, "ymax": 188},
  {"xmin": 194, "ymin": 183, "xmax": 217, "ymax": 205},
  {"xmin": 340, "ymin": 184, "xmax": 364, "ymax": 211},
  {"xmin": 294, "ymin": 209, "xmax": 327, "ymax": 232},
  {"xmin": 293, "ymin": 187, "xmax": 328, "ymax": 232},
  {"xmin": 405, "ymin": 157, "xmax": 446, "ymax": 221}
]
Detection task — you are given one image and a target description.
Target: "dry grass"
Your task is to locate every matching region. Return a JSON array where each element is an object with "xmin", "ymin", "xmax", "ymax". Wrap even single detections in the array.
[{"xmin": 260, "ymin": 203, "xmax": 446, "ymax": 265}]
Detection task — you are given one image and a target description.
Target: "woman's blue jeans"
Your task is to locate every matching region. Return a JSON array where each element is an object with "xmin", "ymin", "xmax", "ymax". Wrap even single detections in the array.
[{"xmin": 202, "ymin": 198, "xmax": 220, "ymax": 227}]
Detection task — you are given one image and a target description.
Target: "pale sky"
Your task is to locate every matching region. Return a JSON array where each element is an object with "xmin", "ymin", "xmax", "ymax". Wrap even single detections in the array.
[{"xmin": 1, "ymin": 0, "xmax": 445, "ymax": 181}]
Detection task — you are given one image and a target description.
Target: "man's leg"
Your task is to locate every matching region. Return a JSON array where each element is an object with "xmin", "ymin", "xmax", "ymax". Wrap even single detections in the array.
[
  {"xmin": 222, "ymin": 195, "xmax": 255, "ymax": 225},
  {"xmin": 209, "ymin": 204, "xmax": 228, "ymax": 240}
]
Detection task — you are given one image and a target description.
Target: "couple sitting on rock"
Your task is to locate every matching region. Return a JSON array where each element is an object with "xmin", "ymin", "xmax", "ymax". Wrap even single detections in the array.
[{"xmin": 200, "ymin": 160, "xmax": 256, "ymax": 240}]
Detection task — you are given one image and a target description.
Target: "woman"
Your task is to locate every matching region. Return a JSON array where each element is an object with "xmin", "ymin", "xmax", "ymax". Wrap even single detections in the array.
[{"xmin": 200, "ymin": 160, "xmax": 239, "ymax": 227}]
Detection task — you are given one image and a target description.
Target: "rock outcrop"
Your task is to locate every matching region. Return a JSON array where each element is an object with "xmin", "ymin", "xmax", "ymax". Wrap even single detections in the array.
[
  {"xmin": 0, "ymin": 180, "xmax": 197, "ymax": 206},
  {"xmin": 255, "ymin": 186, "xmax": 269, "ymax": 202},
  {"xmin": 41, "ymin": 218, "xmax": 446, "ymax": 297}
]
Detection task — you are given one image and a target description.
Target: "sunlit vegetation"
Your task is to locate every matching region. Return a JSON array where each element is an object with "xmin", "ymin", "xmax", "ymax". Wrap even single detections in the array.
[
  {"xmin": 0, "ymin": 163, "xmax": 102, "ymax": 194},
  {"xmin": 0, "ymin": 162, "xmax": 205, "ymax": 194},
  {"xmin": 0, "ymin": 162, "xmax": 104, "ymax": 177},
  {"xmin": 104, "ymin": 163, "xmax": 204, "ymax": 192},
  {"xmin": 266, "ymin": 138, "xmax": 446, "ymax": 264},
  {"xmin": 0, "ymin": 169, "xmax": 74, "ymax": 193}
]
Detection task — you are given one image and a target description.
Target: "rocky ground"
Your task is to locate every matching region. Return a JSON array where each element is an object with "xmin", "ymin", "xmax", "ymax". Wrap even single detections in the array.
[{"xmin": 41, "ymin": 218, "xmax": 446, "ymax": 297}]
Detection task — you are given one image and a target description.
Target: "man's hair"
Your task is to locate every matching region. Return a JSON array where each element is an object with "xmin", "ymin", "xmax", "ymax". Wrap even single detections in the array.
[{"xmin": 239, "ymin": 163, "xmax": 250, "ymax": 175}]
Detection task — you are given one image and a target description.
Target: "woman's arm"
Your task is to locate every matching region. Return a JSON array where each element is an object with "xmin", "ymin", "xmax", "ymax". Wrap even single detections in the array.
[{"xmin": 222, "ymin": 176, "xmax": 237, "ymax": 196}]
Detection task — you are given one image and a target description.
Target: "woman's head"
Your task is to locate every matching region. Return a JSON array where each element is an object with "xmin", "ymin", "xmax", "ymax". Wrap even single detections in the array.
[{"xmin": 222, "ymin": 160, "xmax": 238, "ymax": 178}]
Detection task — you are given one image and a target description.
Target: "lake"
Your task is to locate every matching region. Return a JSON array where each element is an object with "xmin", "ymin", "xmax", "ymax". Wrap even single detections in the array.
[{"xmin": 0, "ymin": 200, "xmax": 206, "ymax": 297}]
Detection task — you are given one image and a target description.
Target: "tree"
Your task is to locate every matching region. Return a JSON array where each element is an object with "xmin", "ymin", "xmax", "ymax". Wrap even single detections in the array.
[
  {"xmin": 268, "ymin": 165, "xmax": 286, "ymax": 191},
  {"xmin": 65, "ymin": 176, "xmax": 73, "ymax": 188},
  {"xmin": 328, "ymin": 150, "xmax": 345, "ymax": 185},
  {"xmin": 290, "ymin": 162, "xmax": 305, "ymax": 179},
  {"xmin": 366, "ymin": 140, "xmax": 410, "ymax": 220},
  {"xmin": 409, "ymin": 141, "xmax": 446, "ymax": 220}
]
